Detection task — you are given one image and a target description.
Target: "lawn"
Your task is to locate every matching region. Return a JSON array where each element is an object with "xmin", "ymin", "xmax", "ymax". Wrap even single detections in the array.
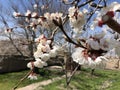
[
  {"xmin": 43, "ymin": 68, "xmax": 120, "ymax": 90},
  {"xmin": 1, "ymin": 68, "xmax": 120, "ymax": 90},
  {"xmin": 0, "ymin": 69, "xmax": 64, "ymax": 90}
]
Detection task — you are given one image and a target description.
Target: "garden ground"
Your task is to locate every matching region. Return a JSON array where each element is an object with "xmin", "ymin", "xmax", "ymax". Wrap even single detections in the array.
[{"xmin": 0, "ymin": 58, "xmax": 120, "ymax": 90}]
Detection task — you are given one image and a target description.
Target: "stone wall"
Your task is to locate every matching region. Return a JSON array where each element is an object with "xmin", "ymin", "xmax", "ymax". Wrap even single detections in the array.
[{"xmin": 0, "ymin": 55, "xmax": 30, "ymax": 73}]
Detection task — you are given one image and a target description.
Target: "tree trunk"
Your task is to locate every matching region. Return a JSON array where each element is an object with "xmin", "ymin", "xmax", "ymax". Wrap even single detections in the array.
[{"xmin": 64, "ymin": 52, "xmax": 77, "ymax": 72}]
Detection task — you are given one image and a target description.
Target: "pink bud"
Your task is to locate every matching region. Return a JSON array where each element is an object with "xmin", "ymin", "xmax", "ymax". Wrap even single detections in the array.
[
  {"xmin": 98, "ymin": 20, "xmax": 104, "ymax": 27},
  {"xmin": 106, "ymin": 11, "xmax": 114, "ymax": 17}
]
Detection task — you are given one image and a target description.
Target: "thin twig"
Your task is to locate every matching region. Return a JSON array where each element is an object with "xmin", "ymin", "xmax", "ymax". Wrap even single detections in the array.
[
  {"xmin": 9, "ymin": 36, "xmax": 24, "ymax": 56},
  {"xmin": 13, "ymin": 70, "xmax": 32, "ymax": 90},
  {"xmin": 82, "ymin": 0, "xmax": 103, "ymax": 30},
  {"xmin": 87, "ymin": 0, "xmax": 103, "ymax": 23},
  {"xmin": 66, "ymin": 64, "xmax": 80, "ymax": 86},
  {"xmin": 57, "ymin": 20, "xmax": 86, "ymax": 48},
  {"xmin": 78, "ymin": 0, "xmax": 95, "ymax": 8},
  {"xmin": 103, "ymin": 0, "xmax": 107, "ymax": 7}
]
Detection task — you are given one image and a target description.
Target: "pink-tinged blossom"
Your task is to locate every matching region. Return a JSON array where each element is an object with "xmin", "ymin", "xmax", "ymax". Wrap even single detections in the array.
[
  {"xmin": 49, "ymin": 45, "xmax": 61, "ymax": 58},
  {"xmin": 13, "ymin": 12, "xmax": 21, "ymax": 17},
  {"xmin": 72, "ymin": 48, "xmax": 89, "ymax": 65},
  {"xmin": 99, "ymin": 2, "xmax": 120, "ymax": 16},
  {"xmin": 49, "ymin": 49, "xmax": 57, "ymax": 58},
  {"xmin": 92, "ymin": 2, "xmax": 120, "ymax": 28},
  {"xmin": 40, "ymin": 53, "xmax": 50, "ymax": 61},
  {"xmin": 38, "ymin": 12, "xmax": 63, "ymax": 30},
  {"xmin": 98, "ymin": 20, "xmax": 104, "ymax": 27},
  {"xmin": 5, "ymin": 28, "xmax": 13, "ymax": 34},
  {"xmin": 72, "ymin": 47, "xmax": 108, "ymax": 69},
  {"xmin": 86, "ymin": 38, "xmax": 100, "ymax": 50},
  {"xmin": 25, "ymin": 10, "xmax": 31, "ymax": 17},
  {"xmin": 32, "ymin": 34, "xmax": 61, "ymax": 71},
  {"xmin": 27, "ymin": 62, "xmax": 34, "ymax": 69},
  {"xmin": 100, "ymin": 38, "xmax": 110, "ymax": 51},
  {"xmin": 34, "ymin": 50, "xmax": 43, "ymax": 59},
  {"xmin": 106, "ymin": 11, "xmax": 114, "ymax": 17},
  {"xmin": 30, "ymin": 22, "xmax": 36, "ymax": 27},
  {"xmin": 90, "ymin": 16, "xmax": 101, "ymax": 29},
  {"xmin": 68, "ymin": 6, "xmax": 86, "ymax": 33},
  {"xmin": 31, "ymin": 12, "xmax": 38, "ymax": 18},
  {"xmin": 111, "ymin": 2, "xmax": 120, "ymax": 11},
  {"xmin": 34, "ymin": 60, "xmax": 44, "ymax": 68},
  {"xmin": 28, "ymin": 73, "xmax": 38, "ymax": 80}
]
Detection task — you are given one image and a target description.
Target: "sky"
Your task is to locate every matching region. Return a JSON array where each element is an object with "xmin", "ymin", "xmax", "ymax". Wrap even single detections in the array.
[{"xmin": 0, "ymin": 0, "xmax": 120, "ymax": 40}]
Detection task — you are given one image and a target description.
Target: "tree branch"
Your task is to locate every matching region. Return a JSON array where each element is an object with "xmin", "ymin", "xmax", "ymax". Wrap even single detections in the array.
[
  {"xmin": 102, "ymin": 15, "xmax": 120, "ymax": 34},
  {"xmin": 53, "ymin": 17, "xmax": 86, "ymax": 48},
  {"xmin": 78, "ymin": 0, "xmax": 95, "ymax": 8},
  {"xmin": 66, "ymin": 64, "xmax": 80, "ymax": 86},
  {"xmin": 9, "ymin": 37, "xmax": 24, "ymax": 56}
]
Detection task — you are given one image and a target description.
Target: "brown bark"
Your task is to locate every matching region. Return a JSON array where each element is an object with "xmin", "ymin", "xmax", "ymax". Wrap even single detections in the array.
[
  {"xmin": 102, "ymin": 15, "xmax": 120, "ymax": 34},
  {"xmin": 64, "ymin": 52, "xmax": 72, "ymax": 72}
]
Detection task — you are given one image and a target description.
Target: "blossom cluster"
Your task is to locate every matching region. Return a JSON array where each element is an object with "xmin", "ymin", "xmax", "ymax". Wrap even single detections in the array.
[
  {"xmin": 91, "ymin": 2, "xmax": 120, "ymax": 29},
  {"xmin": 11, "ymin": 1, "xmax": 120, "ymax": 80},
  {"xmin": 27, "ymin": 34, "xmax": 61, "ymax": 80},
  {"xmin": 13, "ymin": 10, "xmax": 63, "ymax": 30},
  {"xmin": 40, "ymin": 12, "xmax": 63, "ymax": 30},
  {"xmin": 72, "ymin": 29, "xmax": 120, "ymax": 69},
  {"xmin": 68, "ymin": 6, "xmax": 87, "ymax": 33}
]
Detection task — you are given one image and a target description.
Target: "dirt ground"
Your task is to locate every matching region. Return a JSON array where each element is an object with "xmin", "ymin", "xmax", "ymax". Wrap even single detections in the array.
[{"xmin": 105, "ymin": 58, "xmax": 120, "ymax": 70}]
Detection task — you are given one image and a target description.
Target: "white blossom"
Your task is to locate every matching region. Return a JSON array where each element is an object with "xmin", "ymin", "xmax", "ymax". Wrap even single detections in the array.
[
  {"xmin": 46, "ymin": 40, "xmax": 51, "ymax": 45},
  {"xmin": 44, "ymin": 13, "xmax": 51, "ymax": 19},
  {"xmin": 32, "ymin": 12, "xmax": 38, "ymax": 18},
  {"xmin": 72, "ymin": 47, "xmax": 108, "ymax": 69},
  {"xmin": 27, "ymin": 62, "xmax": 34, "ymax": 69},
  {"xmin": 30, "ymin": 22, "xmax": 36, "ymax": 27},
  {"xmin": 41, "ymin": 5, "xmax": 46, "ymax": 10},
  {"xmin": 13, "ymin": 12, "xmax": 21, "ymax": 17},
  {"xmin": 40, "ymin": 60, "xmax": 48, "ymax": 66},
  {"xmin": 40, "ymin": 53, "xmax": 50, "ymax": 61},
  {"xmin": 34, "ymin": 50, "xmax": 43, "ymax": 59},
  {"xmin": 42, "ymin": 45, "xmax": 51, "ymax": 53},
  {"xmin": 108, "ymin": 2, "xmax": 120, "ymax": 12},
  {"xmin": 68, "ymin": 6, "xmax": 86, "ymax": 33},
  {"xmin": 72, "ymin": 48, "xmax": 88, "ymax": 65},
  {"xmin": 25, "ymin": 10, "xmax": 31, "ymax": 16},
  {"xmin": 94, "ymin": 30, "xmax": 106, "ymax": 39},
  {"xmin": 4, "ymin": 28, "xmax": 13, "ymax": 35},
  {"xmin": 86, "ymin": 38, "xmax": 100, "ymax": 50},
  {"xmin": 49, "ymin": 49, "xmax": 57, "ymax": 58},
  {"xmin": 33, "ymin": 4, "xmax": 38, "ymax": 9},
  {"xmin": 35, "ymin": 37, "xmax": 40, "ymax": 43},
  {"xmin": 28, "ymin": 74, "xmax": 38, "ymax": 80},
  {"xmin": 39, "ymin": 12, "xmax": 63, "ymax": 30},
  {"xmin": 90, "ymin": 16, "xmax": 101, "ymax": 29},
  {"xmin": 82, "ymin": 8, "xmax": 88, "ymax": 14},
  {"xmin": 34, "ymin": 60, "xmax": 44, "ymax": 68},
  {"xmin": 94, "ymin": 56, "xmax": 108, "ymax": 64},
  {"xmin": 99, "ymin": 35, "xmax": 116, "ymax": 51}
]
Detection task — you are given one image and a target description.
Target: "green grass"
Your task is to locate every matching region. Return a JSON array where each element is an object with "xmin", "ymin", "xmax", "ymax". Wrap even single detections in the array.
[
  {"xmin": 43, "ymin": 68, "xmax": 120, "ymax": 90},
  {"xmin": 1, "ymin": 68, "xmax": 120, "ymax": 90},
  {"xmin": 0, "ymin": 69, "xmax": 64, "ymax": 90}
]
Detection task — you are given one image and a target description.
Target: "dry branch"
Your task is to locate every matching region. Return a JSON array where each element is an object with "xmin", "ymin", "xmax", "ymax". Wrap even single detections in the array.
[{"xmin": 102, "ymin": 15, "xmax": 120, "ymax": 34}]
